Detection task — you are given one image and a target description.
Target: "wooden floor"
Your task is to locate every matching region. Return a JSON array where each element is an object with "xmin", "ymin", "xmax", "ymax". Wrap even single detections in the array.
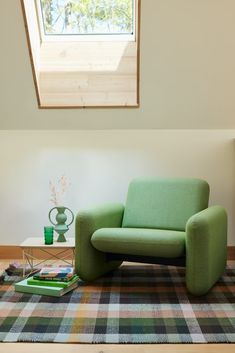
[
  {"xmin": 1, "ymin": 343, "xmax": 235, "ymax": 353},
  {"xmin": 0, "ymin": 260, "xmax": 234, "ymax": 353}
]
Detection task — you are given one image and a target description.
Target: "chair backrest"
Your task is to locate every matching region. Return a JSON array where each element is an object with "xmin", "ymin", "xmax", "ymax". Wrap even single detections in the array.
[{"xmin": 122, "ymin": 177, "xmax": 209, "ymax": 231}]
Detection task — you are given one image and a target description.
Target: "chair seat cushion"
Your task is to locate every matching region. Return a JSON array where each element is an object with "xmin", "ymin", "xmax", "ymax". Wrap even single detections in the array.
[{"xmin": 91, "ymin": 228, "xmax": 186, "ymax": 258}]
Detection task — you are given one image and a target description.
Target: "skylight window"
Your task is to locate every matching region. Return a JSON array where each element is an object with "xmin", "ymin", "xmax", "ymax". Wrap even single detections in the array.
[
  {"xmin": 38, "ymin": 0, "xmax": 135, "ymax": 38},
  {"xmin": 21, "ymin": 0, "xmax": 140, "ymax": 107}
]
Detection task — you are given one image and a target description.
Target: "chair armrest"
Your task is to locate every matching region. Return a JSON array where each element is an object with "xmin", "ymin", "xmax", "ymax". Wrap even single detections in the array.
[
  {"xmin": 186, "ymin": 205, "xmax": 227, "ymax": 295},
  {"xmin": 77, "ymin": 203, "xmax": 125, "ymax": 233},
  {"xmin": 75, "ymin": 203, "xmax": 124, "ymax": 280}
]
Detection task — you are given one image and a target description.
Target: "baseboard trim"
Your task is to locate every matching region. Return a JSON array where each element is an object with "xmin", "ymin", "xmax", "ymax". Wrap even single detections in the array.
[
  {"xmin": 0, "ymin": 245, "xmax": 73, "ymax": 260},
  {"xmin": 227, "ymin": 246, "xmax": 235, "ymax": 260},
  {"xmin": 0, "ymin": 245, "xmax": 235, "ymax": 260}
]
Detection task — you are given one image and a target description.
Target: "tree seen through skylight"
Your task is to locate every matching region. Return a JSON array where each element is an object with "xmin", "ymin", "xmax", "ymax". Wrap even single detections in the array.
[{"xmin": 40, "ymin": 0, "xmax": 134, "ymax": 35}]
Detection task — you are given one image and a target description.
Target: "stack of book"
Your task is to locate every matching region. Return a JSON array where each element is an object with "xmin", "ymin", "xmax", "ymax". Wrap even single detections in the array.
[{"xmin": 15, "ymin": 266, "xmax": 79, "ymax": 297}]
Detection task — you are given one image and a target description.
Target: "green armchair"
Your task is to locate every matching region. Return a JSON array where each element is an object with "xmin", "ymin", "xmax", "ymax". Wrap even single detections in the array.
[{"xmin": 75, "ymin": 177, "xmax": 227, "ymax": 295}]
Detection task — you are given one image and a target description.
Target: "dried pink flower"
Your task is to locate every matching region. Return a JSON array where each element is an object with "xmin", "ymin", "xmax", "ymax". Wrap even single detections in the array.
[{"xmin": 49, "ymin": 175, "xmax": 70, "ymax": 206}]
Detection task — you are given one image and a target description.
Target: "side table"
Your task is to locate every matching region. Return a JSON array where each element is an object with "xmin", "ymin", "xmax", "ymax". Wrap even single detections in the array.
[{"xmin": 20, "ymin": 237, "xmax": 75, "ymax": 277}]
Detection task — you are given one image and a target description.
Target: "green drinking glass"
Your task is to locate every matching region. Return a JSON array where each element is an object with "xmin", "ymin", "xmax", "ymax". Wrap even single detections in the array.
[{"xmin": 44, "ymin": 226, "xmax": 54, "ymax": 245}]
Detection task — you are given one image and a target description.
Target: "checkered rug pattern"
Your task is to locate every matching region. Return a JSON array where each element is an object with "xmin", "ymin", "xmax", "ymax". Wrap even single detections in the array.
[{"xmin": 0, "ymin": 264, "xmax": 235, "ymax": 343}]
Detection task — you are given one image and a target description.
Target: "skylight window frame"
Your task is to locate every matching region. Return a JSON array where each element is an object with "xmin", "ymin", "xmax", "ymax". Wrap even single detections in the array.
[{"xmin": 36, "ymin": 0, "xmax": 136, "ymax": 43}]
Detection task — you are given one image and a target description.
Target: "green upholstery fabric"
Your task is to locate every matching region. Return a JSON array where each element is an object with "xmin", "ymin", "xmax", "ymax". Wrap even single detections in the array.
[
  {"xmin": 186, "ymin": 205, "xmax": 227, "ymax": 296},
  {"xmin": 91, "ymin": 228, "xmax": 186, "ymax": 258},
  {"xmin": 122, "ymin": 177, "xmax": 209, "ymax": 231},
  {"xmin": 75, "ymin": 203, "xmax": 124, "ymax": 281},
  {"xmin": 75, "ymin": 177, "xmax": 227, "ymax": 296}
]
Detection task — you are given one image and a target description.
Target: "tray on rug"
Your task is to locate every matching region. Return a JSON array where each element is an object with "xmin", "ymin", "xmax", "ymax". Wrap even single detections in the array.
[{"xmin": 0, "ymin": 264, "xmax": 235, "ymax": 343}]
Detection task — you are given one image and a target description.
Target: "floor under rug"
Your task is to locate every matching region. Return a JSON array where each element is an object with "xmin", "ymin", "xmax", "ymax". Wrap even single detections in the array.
[{"xmin": 0, "ymin": 264, "xmax": 234, "ymax": 343}]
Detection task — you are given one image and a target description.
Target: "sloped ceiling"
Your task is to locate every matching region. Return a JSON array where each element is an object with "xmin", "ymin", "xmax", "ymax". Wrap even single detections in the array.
[{"xmin": 0, "ymin": 0, "xmax": 235, "ymax": 129}]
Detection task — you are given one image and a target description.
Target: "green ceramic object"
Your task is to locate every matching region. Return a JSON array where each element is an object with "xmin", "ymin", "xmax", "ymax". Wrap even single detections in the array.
[{"xmin": 49, "ymin": 206, "xmax": 74, "ymax": 242}]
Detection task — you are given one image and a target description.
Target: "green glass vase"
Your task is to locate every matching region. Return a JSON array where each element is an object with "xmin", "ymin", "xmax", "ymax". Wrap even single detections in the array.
[{"xmin": 48, "ymin": 206, "xmax": 74, "ymax": 242}]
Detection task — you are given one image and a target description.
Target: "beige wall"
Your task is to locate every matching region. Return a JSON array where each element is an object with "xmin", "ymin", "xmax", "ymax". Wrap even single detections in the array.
[
  {"xmin": 0, "ymin": 0, "xmax": 235, "ymax": 128},
  {"xmin": 0, "ymin": 2, "xmax": 235, "ymax": 245},
  {"xmin": 0, "ymin": 130, "xmax": 234, "ymax": 245}
]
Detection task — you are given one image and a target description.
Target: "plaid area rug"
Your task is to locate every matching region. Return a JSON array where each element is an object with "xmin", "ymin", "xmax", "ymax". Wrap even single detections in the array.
[{"xmin": 0, "ymin": 264, "xmax": 235, "ymax": 343}]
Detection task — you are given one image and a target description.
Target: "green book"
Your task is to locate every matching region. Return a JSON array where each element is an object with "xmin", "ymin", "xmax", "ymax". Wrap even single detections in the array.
[
  {"xmin": 33, "ymin": 274, "xmax": 75, "ymax": 282},
  {"xmin": 27, "ymin": 275, "xmax": 79, "ymax": 288},
  {"xmin": 15, "ymin": 277, "xmax": 78, "ymax": 297}
]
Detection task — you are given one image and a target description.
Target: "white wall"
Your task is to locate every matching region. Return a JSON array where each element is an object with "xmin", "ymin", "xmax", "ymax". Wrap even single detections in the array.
[{"xmin": 0, "ymin": 130, "xmax": 234, "ymax": 245}]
